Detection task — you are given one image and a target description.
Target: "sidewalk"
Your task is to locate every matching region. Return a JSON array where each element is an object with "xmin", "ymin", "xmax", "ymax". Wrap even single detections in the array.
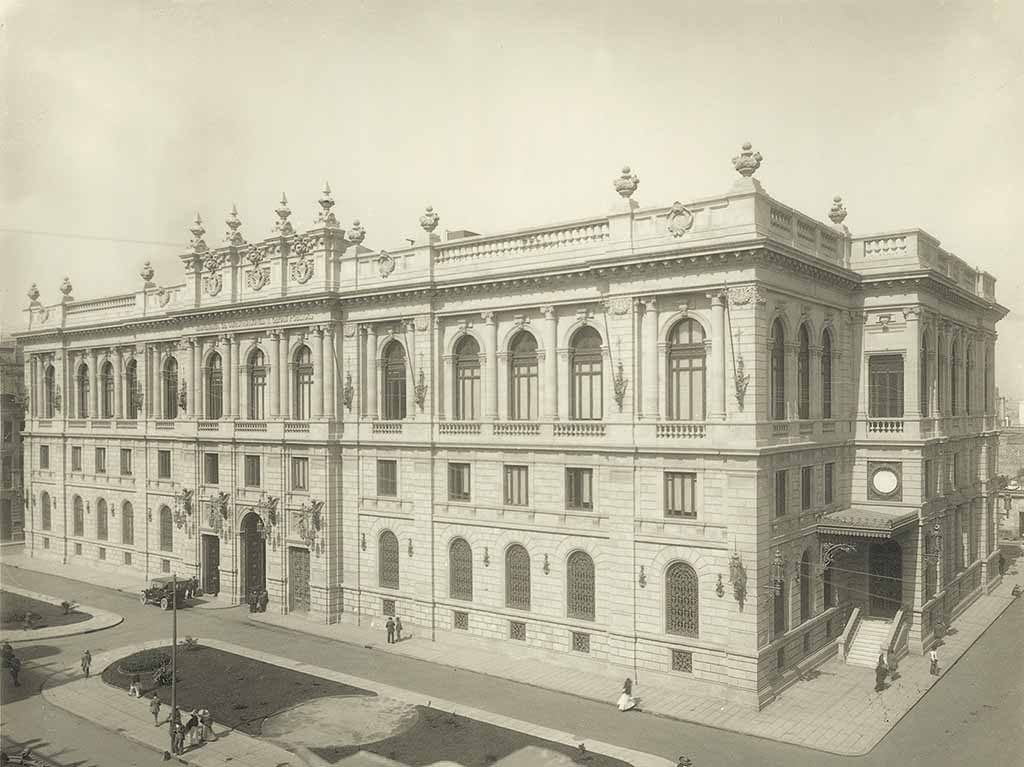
[
  {"xmin": 41, "ymin": 637, "xmax": 673, "ymax": 767},
  {"xmin": 0, "ymin": 584, "xmax": 123, "ymax": 644},
  {"xmin": 251, "ymin": 578, "xmax": 1021, "ymax": 756}
]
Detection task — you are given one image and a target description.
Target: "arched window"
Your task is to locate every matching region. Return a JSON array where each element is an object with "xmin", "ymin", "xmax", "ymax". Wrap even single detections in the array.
[
  {"xmin": 797, "ymin": 325, "xmax": 810, "ymax": 420},
  {"xmin": 96, "ymin": 498, "xmax": 108, "ymax": 540},
  {"xmin": 382, "ymin": 342, "xmax": 407, "ymax": 421},
  {"xmin": 163, "ymin": 356, "xmax": 180, "ymax": 419},
  {"xmin": 204, "ymin": 354, "xmax": 221, "ymax": 419},
  {"xmin": 821, "ymin": 328, "xmax": 834, "ymax": 419},
  {"xmin": 449, "ymin": 538, "xmax": 473, "ymax": 600},
  {"xmin": 378, "ymin": 530, "xmax": 400, "ymax": 589},
  {"xmin": 100, "ymin": 361, "xmax": 115, "ymax": 419},
  {"xmin": 77, "ymin": 364, "xmax": 90, "ymax": 418},
  {"xmin": 125, "ymin": 359, "xmax": 138, "ymax": 419},
  {"xmin": 799, "ymin": 551, "xmax": 812, "ymax": 622},
  {"xmin": 770, "ymin": 319, "xmax": 786, "ymax": 421},
  {"xmin": 159, "ymin": 506, "xmax": 173, "ymax": 551},
  {"xmin": 293, "ymin": 345, "xmax": 313, "ymax": 420},
  {"xmin": 666, "ymin": 319, "xmax": 706, "ymax": 421},
  {"xmin": 965, "ymin": 344, "xmax": 974, "ymax": 415},
  {"xmin": 937, "ymin": 335, "xmax": 947, "ymax": 414},
  {"xmin": 453, "ymin": 337, "xmax": 481, "ymax": 420},
  {"xmin": 508, "ymin": 332, "xmax": 539, "ymax": 421},
  {"xmin": 665, "ymin": 561, "xmax": 699, "ymax": 637},
  {"xmin": 248, "ymin": 349, "xmax": 267, "ymax": 420},
  {"xmin": 566, "ymin": 551, "xmax": 595, "ymax": 621},
  {"xmin": 122, "ymin": 501, "xmax": 134, "ymax": 545},
  {"xmin": 40, "ymin": 492, "xmax": 51, "ymax": 531},
  {"xmin": 505, "ymin": 544, "xmax": 531, "ymax": 610},
  {"xmin": 72, "ymin": 495, "xmax": 84, "ymax": 537},
  {"xmin": 569, "ymin": 327, "xmax": 603, "ymax": 421},
  {"xmin": 950, "ymin": 339, "xmax": 960, "ymax": 415},
  {"xmin": 919, "ymin": 332, "xmax": 930, "ymax": 417},
  {"xmin": 43, "ymin": 365, "xmax": 56, "ymax": 418}
]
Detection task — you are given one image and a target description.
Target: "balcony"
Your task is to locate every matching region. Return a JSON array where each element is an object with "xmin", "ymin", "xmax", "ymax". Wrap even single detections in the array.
[
  {"xmin": 372, "ymin": 422, "xmax": 403, "ymax": 435},
  {"xmin": 553, "ymin": 422, "xmax": 606, "ymax": 438},
  {"xmin": 867, "ymin": 418, "xmax": 904, "ymax": 435},
  {"xmin": 284, "ymin": 421, "xmax": 310, "ymax": 433},
  {"xmin": 197, "ymin": 420, "xmax": 220, "ymax": 432},
  {"xmin": 237, "ymin": 421, "xmax": 268, "ymax": 433},
  {"xmin": 655, "ymin": 422, "xmax": 706, "ymax": 439},
  {"xmin": 493, "ymin": 421, "xmax": 541, "ymax": 437},
  {"xmin": 439, "ymin": 422, "xmax": 481, "ymax": 436}
]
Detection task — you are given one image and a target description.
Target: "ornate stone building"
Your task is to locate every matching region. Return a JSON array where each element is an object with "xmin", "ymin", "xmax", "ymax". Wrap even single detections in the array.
[
  {"xmin": 1, "ymin": 336, "xmax": 26, "ymax": 541},
  {"xmin": 16, "ymin": 146, "xmax": 1007, "ymax": 707}
]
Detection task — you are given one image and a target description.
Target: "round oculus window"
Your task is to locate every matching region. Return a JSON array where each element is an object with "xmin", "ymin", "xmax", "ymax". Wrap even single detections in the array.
[{"xmin": 871, "ymin": 467, "xmax": 900, "ymax": 496}]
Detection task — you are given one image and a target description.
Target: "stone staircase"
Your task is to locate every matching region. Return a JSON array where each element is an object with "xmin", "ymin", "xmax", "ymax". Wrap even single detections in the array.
[{"xmin": 845, "ymin": 618, "xmax": 892, "ymax": 668}]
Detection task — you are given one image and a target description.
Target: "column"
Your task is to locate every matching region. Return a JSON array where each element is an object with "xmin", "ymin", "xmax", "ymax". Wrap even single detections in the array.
[
  {"xmin": 557, "ymin": 348, "xmax": 571, "ymax": 421},
  {"xmin": 809, "ymin": 345, "xmax": 822, "ymax": 420},
  {"xmin": 483, "ymin": 312, "xmax": 498, "ymax": 420},
  {"xmin": 324, "ymin": 326, "xmax": 336, "ymax": 419},
  {"xmin": 269, "ymin": 332, "xmax": 281, "ymax": 418},
  {"xmin": 930, "ymin": 319, "xmax": 941, "ymax": 419},
  {"xmin": 113, "ymin": 348, "xmax": 124, "ymax": 418},
  {"xmin": 227, "ymin": 335, "xmax": 239, "ymax": 418},
  {"xmin": 405, "ymin": 320, "xmax": 417, "ymax": 417},
  {"xmin": 239, "ymin": 343, "xmax": 249, "ymax": 420},
  {"xmin": 541, "ymin": 306, "xmax": 558, "ymax": 420},
  {"xmin": 179, "ymin": 342, "xmax": 191, "ymax": 417},
  {"xmin": 709, "ymin": 294, "xmax": 726, "ymax": 420},
  {"xmin": 139, "ymin": 346, "xmax": 149, "ymax": 419},
  {"xmin": 365, "ymin": 326, "xmax": 378, "ymax": 418},
  {"xmin": 30, "ymin": 356, "xmax": 39, "ymax": 418},
  {"xmin": 281, "ymin": 332, "xmax": 292, "ymax": 419},
  {"xmin": 642, "ymin": 298, "xmax": 660, "ymax": 420},
  {"xmin": 785, "ymin": 342, "xmax": 799, "ymax": 420},
  {"xmin": 904, "ymin": 307, "xmax": 920, "ymax": 419},
  {"xmin": 312, "ymin": 326, "xmax": 324, "ymax": 419},
  {"xmin": 190, "ymin": 338, "xmax": 201, "ymax": 419},
  {"xmin": 435, "ymin": 319, "xmax": 446, "ymax": 420},
  {"xmin": 157, "ymin": 347, "xmax": 166, "ymax": 418},
  {"xmin": 90, "ymin": 349, "xmax": 100, "ymax": 418}
]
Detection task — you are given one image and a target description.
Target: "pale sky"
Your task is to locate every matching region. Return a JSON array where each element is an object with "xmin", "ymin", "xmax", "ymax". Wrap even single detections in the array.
[{"xmin": 2, "ymin": 0, "xmax": 1022, "ymax": 396}]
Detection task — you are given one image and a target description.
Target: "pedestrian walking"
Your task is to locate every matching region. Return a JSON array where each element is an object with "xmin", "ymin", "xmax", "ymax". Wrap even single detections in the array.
[
  {"xmin": 395, "ymin": 616, "xmax": 404, "ymax": 642},
  {"xmin": 201, "ymin": 708, "xmax": 216, "ymax": 742},
  {"xmin": 80, "ymin": 650, "xmax": 91, "ymax": 678},
  {"xmin": 887, "ymin": 650, "xmax": 900, "ymax": 681},
  {"xmin": 385, "ymin": 616, "xmax": 395, "ymax": 644},
  {"xmin": 874, "ymin": 655, "xmax": 887, "ymax": 692},
  {"xmin": 622, "ymin": 677, "xmax": 632, "ymax": 696},
  {"xmin": 929, "ymin": 647, "xmax": 940, "ymax": 676},
  {"xmin": 185, "ymin": 709, "xmax": 200, "ymax": 748},
  {"xmin": 149, "ymin": 693, "xmax": 162, "ymax": 726},
  {"xmin": 128, "ymin": 673, "xmax": 142, "ymax": 698},
  {"xmin": 171, "ymin": 722, "xmax": 185, "ymax": 755},
  {"xmin": 7, "ymin": 655, "xmax": 21, "ymax": 687}
]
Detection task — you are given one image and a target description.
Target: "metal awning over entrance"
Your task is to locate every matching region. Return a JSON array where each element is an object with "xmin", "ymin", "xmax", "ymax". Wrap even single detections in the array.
[{"xmin": 817, "ymin": 506, "xmax": 918, "ymax": 539}]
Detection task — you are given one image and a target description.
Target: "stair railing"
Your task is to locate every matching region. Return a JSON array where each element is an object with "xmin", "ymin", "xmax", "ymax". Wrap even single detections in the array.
[{"xmin": 837, "ymin": 606, "xmax": 861, "ymax": 662}]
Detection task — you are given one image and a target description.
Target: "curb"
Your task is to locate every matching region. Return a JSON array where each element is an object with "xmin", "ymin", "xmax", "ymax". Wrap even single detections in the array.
[{"xmin": 0, "ymin": 584, "xmax": 124, "ymax": 644}]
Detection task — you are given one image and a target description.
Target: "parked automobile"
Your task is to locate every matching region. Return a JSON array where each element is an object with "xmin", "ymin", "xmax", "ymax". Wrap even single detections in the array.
[{"xmin": 140, "ymin": 576, "xmax": 197, "ymax": 610}]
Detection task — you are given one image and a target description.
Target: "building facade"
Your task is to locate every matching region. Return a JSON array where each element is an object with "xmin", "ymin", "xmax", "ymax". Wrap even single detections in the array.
[
  {"xmin": 1, "ymin": 337, "xmax": 26, "ymax": 541},
  {"xmin": 16, "ymin": 145, "xmax": 1007, "ymax": 707}
]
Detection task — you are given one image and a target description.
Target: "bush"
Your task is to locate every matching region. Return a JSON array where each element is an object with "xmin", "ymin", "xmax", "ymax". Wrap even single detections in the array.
[
  {"xmin": 118, "ymin": 649, "xmax": 171, "ymax": 675},
  {"xmin": 179, "ymin": 636, "xmax": 199, "ymax": 651}
]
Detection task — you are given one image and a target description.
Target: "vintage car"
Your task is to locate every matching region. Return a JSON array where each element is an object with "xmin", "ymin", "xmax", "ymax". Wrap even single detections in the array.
[{"xmin": 140, "ymin": 576, "xmax": 199, "ymax": 610}]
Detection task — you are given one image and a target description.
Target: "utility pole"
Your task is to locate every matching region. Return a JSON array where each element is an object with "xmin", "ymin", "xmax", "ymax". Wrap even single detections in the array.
[{"xmin": 169, "ymin": 573, "xmax": 177, "ymax": 753}]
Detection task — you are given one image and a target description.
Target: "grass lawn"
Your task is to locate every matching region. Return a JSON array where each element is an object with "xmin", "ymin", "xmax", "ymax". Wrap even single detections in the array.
[
  {"xmin": 101, "ymin": 645, "xmax": 374, "ymax": 735},
  {"xmin": 0, "ymin": 591, "xmax": 92, "ymax": 631}
]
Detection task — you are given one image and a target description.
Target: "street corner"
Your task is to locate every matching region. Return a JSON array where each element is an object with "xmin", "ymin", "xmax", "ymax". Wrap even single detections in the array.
[{"xmin": 0, "ymin": 584, "xmax": 123, "ymax": 644}]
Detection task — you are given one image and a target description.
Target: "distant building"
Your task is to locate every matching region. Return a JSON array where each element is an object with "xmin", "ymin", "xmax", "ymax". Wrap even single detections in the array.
[
  {"xmin": 998, "ymin": 427, "xmax": 1024, "ymax": 482},
  {"xmin": 0, "ymin": 336, "xmax": 26, "ymax": 541}
]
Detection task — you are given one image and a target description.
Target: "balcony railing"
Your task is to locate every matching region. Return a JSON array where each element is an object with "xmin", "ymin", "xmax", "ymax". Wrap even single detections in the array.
[
  {"xmin": 115, "ymin": 420, "xmax": 138, "ymax": 429},
  {"xmin": 771, "ymin": 422, "xmax": 790, "ymax": 437},
  {"xmin": 655, "ymin": 422, "xmax": 706, "ymax": 439},
  {"xmin": 372, "ymin": 422, "xmax": 402, "ymax": 434},
  {"xmin": 493, "ymin": 421, "xmax": 541, "ymax": 436},
  {"xmin": 154, "ymin": 420, "xmax": 176, "ymax": 430},
  {"xmin": 237, "ymin": 421, "xmax": 268, "ymax": 432},
  {"xmin": 867, "ymin": 418, "xmax": 904, "ymax": 434},
  {"xmin": 284, "ymin": 422, "xmax": 310, "ymax": 433},
  {"xmin": 197, "ymin": 421, "xmax": 219, "ymax": 431},
  {"xmin": 439, "ymin": 422, "xmax": 481, "ymax": 435},
  {"xmin": 553, "ymin": 422, "xmax": 606, "ymax": 438}
]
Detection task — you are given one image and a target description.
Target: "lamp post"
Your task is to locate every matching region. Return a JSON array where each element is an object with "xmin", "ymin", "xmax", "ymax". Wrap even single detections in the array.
[{"xmin": 168, "ymin": 573, "xmax": 177, "ymax": 753}]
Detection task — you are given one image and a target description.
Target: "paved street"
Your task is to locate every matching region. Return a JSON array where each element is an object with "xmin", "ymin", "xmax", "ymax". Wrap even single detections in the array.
[{"xmin": 2, "ymin": 562, "xmax": 1022, "ymax": 766}]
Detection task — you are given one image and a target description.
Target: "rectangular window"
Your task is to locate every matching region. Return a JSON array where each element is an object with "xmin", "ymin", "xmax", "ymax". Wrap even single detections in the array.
[
  {"xmin": 98, "ymin": 546, "xmax": 106, "ymax": 561},
  {"xmin": 868, "ymin": 354, "xmax": 905, "ymax": 418},
  {"xmin": 292, "ymin": 457, "xmax": 309, "ymax": 491},
  {"xmin": 95, "ymin": 447, "xmax": 106, "ymax": 474},
  {"xmin": 204, "ymin": 453, "xmax": 219, "ymax": 485},
  {"xmin": 824, "ymin": 462, "xmax": 835, "ymax": 505},
  {"xmin": 509, "ymin": 620, "xmax": 526, "ymax": 641},
  {"xmin": 664, "ymin": 472, "xmax": 697, "ymax": 518},
  {"xmin": 453, "ymin": 610, "xmax": 469, "ymax": 630},
  {"xmin": 775, "ymin": 470, "xmax": 787, "ymax": 516},
  {"xmin": 71, "ymin": 446, "xmax": 82, "ymax": 472},
  {"xmin": 924, "ymin": 459, "xmax": 933, "ymax": 499},
  {"xmin": 161, "ymin": 559, "xmax": 171, "ymax": 573},
  {"xmin": 377, "ymin": 459, "xmax": 398, "ymax": 497},
  {"xmin": 565, "ymin": 468, "xmax": 594, "ymax": 511},
  {"xmin": 382, "ymin": 598, "xmax": 396, "ymax": 617},
  {"xmin": 124, "ymin": 552, "xmax": 132, "ymax": 566},
  {"xmin": 157, "ymin": 450, "xmax": 171, "ymax": 479},
  {"xmin": 39, "ymin": 445, "xmax": 49, "ymax": 469},
  {"xmin": 448, "ymin": 462, "xmax": 471, "ymax": 502},
  {"xmin": 571, "ymin": 631, "xmax": 591, "ymax": 653},
  {"xmin": 120, "ymin": 448, "xmax": 133, "ymax": 476},
  {"xmin": 503, "ymin": 465, "xmax": 529, "ymax": 506},
  {"xmin": 74, "ymin": 542, "xmax": 82, "ymax": 556},
  {"xmin": 671, "ymin": 649, "xmax": 693, "ymax": 673},
  {"xmin": 244, "ymin": 455, "xmax": 261, "ymax": 487},
  {"xmin": 801, "ymin": 466, "xmax": 813, "ymax": 511},
  {"xmin": 43, "ymin": 537, "xmax": 50, "ymax": 549}
]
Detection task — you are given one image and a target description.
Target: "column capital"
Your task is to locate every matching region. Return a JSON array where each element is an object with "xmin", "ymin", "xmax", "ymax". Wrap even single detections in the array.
[
  {"xmin": 481, "ymin": 311, "xmax": 496, "ymax": 325},
  {"xmin": 640, "ymin": 295, "xmax": 658, "ymax": 310},
  {"xmin": 903, "ymin": 306, "xmax": 923, "ymax": 321},
  {"xmin": 540, "ymin": 305, "xmax": 556, "ymax": 320}
]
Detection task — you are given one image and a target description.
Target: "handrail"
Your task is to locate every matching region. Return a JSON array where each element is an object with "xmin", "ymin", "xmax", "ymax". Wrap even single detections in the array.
[
  {"xmin": 837, "ymin": 606, "xmax": 861, "ymax": 662},
  {"xmin": 885, "ymin": 608, "xmax": 905, "ymax": 654}
]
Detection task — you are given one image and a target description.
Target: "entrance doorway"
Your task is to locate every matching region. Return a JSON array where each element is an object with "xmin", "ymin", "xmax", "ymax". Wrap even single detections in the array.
[
  {"xmin": 201, "ymin": 534, "xmax": 220, "ymax": 596},
  {"xmin": 868, "ymin": 539, "xmax": 902, "ymax": 619},
  {"xmin": 240, "ymin": 513, "xmax": 266, "ymax": 598},
  {"xmin": 289, "ymin": 547, "xmax": 310, "ymax": 613}
]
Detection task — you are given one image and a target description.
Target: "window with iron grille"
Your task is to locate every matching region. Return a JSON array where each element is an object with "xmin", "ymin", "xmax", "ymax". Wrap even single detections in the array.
[
  {"xmin": 101, "ymin": 362, "xmax": 115, "ymax": 418},
  {"xmin": 122, "ymin": 502, "xmax": 134, "ymax": 545},
  {"xmin": 569, "ymin": 327, "xmax": 603, "ymax": 420},
  {"xmin": 453, "ymin": 610, "xmax": 469, "ymax": 630},
  {"xmin": 868, "ymin": 355, "xmax": 904, "ymax": 418},
  {"xmin": 204, "ymin": 353, "xmax": 222, "ymax": 419},
  {"xmin": 71, "ymin": 446, "xmax": 82, "ymax": 472},
  {"xmin": 164, "ymin": 357, "xmax": 180, "ymax": 419},
  {"xmin": 292, "ymin": 457, "xmax": 309, "ymax": 491},
  {"xmin": 566, "ymin": 551, "xmax": 595, "ymax": 621},
  {"xmin": 248, "ymin": 350, "xmax": 267, "ymax": 420},
  {"xmin": 94, "ymin": 447, "xmax": 106, "ymax": 474},
  {"xmin": 124, "ymin": 360, "xmax": 138, "ymax": 419},
  {"xmin": 665, "ymin": 561, "xmax": 699, "ymax": 637},
  {"xmin": 44, "ymin": 365, "xmax": 56, "ymax": 418},
  {"xmin": 40, "ymin": 492, "xmax": 51, "ymax": 530},
  {"xmin": 671, "ymin": 649, "xmax": 693, "ymax": 673},
  {"xmin": 775, "ymin": 470, "xmax": 787, "ymax": 516},
  {"xmin": 123, "ymin": 552, "xmax": 132, "ymax": 566},
  {"xmin": 77, "ymin": 364, "xmax": 90, "ymax": 418},
  {"xmin": 378, "ymin": 530, "xmax": 400, "ymax": 589},
  {"xmin": 96, "ymin": 499, "xmax": 108, "ymax": 540},
  {"xmin": 382, "ymin": 342, "xmax": 407, "ymax": 420},
  {"xmin": 664, "ymin": 472, "xmax": 697, "ymax": 518},
  {"xmin": 453, "ymin": 336, "xmax": 481, "ymax": 420},
  {"xmin": 505, "ymin": 544, "xmax": 531, "ymax": 610},
  {"xmin": 203, "ymin": 453, "xmax": 219, "ymax": 485},
  {"xmin": 571, "ymin": 631, "xmax": 590, "ymax": 653},
  {"xmin": 382, "ymin": 599, "xmax": 395, "ymax": 616},
  {"xmin": 565, "ymin": 468, "xmax": 593, "ymax": 511},
  {"xmin": 244, "ymin": 455, "xmax": 261, "ymax": 487},
  {"xmin": 161, "ymin": 558, "xmax": 171, "ymax": 573},
  {"xmin": 159, "ymin": 507, "xmax": 173, "ymax": 551},
  {"xmin": 75, "ymin": 542, "xmax": 83, "ymax": 556},
  {"xmin": 801, "ymin": 466, "xmax": 813, "ymax": 511},
  {"xmin": 39, "ymin": 445, "xmax": 49, "ymax": 470},
  {"xmin": 508, "ymin": 332, "xmax": 539, "ymax": 420},
  {"xmin": 666, "ymin": 319, "xmax": 706, "ymax": 420},
  {"xmin": 377, "ymin": 460, "xmax": 398, "ymax": 497},
  {"xmin": 120, "ymin": 448, "xmax": 133, "ymax": 476},
  {"xmin": 72, "ymin": 496, "xmax": 84, "ymax": 536},
  {"xmin": 797, "ymin": 325, "xmax": 810, "ymax": 420},
  {"xmin": 293, "ymin": 346, "xmax": 314, "ymax": 419},
  {"xmin": 158, "ymin": 450, "xmax": 171, "ymax": 479},
  {"xmin": 448, "ymin": 463, "xmax": 471, "ymax": 502},
  {"xmin": 449, "ymin": 538, "xmax": 473, "ymax": 600},
  {"xmin": 503, "ymin": 465, "xmax": 529, "ymax": 506},
  {"xmin": 98, "ymin": 546, "xmax": 106, "ymax": 561},
  {"xmin": 509, "ymin": 621, "xmax": 526, "ymax": 641},
  {"xmin": 824, "ymin": 462, "xmax": 834, "ymax": 505}
]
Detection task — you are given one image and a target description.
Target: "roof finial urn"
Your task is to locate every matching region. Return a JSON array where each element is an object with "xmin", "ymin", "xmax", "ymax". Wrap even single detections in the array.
[
  {"xmin": 59, "ymin": 276, "xmax": 74, "ymax": 301},
  {"xmin": 829, "ymin": 195, "xmax": 848, "ymax": 225},
  {"xmin": 27, "ymin": 283, "xmax": 40, "ymax": 303},
  {"xmin": 420, "ymin": 205, "xmax": 440, "ymax": 234},
  {"xmin": 613, "ymin": 165, "xmax": 640, "ymax": 198},
  {"xmin": 225, "ymin": 204, "xmax": 245, "ymax": 246},
  {"xmin": 732, "ymin": 142, "xmax": 762, "ymax": 178},
  {"xmin": 140, "ymin": 261, "xmax": 155, "ymax": 286},
  {"xmin": 347, "ymin": 219, "xmax": 366, "ymax": 245},
  {"xmin": 189, "ymin": 213, "xmax": 208, "ymax": 254},
  {"xmin": 275, "ymin": 194, "xmax": 294, "ymax": 236},
  {"xmin": 317, "ymin": 182, "xmax": 339, "ymax": 228}
]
